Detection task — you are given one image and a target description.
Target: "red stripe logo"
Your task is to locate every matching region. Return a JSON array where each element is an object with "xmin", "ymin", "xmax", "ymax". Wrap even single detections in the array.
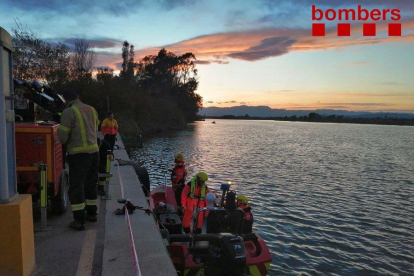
[{"xmin": 312, "ymin": 5, "xmax": 402, "ymax": 37}]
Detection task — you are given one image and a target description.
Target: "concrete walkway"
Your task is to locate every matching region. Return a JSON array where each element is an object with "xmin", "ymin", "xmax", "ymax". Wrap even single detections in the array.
[
  {"xmin": 102, "ymin": 136, "xmax": 176, "ymax": 276},
  {"xmin": 31, "ymin": 135, "xmax": 176, "ymax": 276}
]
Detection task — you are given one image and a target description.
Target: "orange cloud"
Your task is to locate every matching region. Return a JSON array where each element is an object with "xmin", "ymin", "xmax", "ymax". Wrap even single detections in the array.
[{"xmin": 96, "ymin": 18, "xmax": 414, "ymax": 69}]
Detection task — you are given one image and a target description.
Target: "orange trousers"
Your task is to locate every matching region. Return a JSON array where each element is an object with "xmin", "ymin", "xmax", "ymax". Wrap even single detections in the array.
[{"xmin": 182, "ymin": 201, "xmax": 207, "ymax": 229}]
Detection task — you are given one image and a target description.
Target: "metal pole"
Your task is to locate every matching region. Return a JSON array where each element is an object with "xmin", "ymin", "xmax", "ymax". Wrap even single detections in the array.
[
  {"xmin": 102, "ymin": 150, "xmax": 112, "ymax": 200},
  {"xmin": 105, "ymin": 150, "xmax": 111, "ymax": 183},
  {"xmin": 39, "ymin": 164, "xmax": 47, "ymax": 230},
  {"xmin": 0, "ymin": 27, "xmax": 17, "ymax": 204}
]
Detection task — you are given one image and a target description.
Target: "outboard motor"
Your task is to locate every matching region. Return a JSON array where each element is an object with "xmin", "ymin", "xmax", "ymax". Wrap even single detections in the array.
[{"xmin": 205, "ymin": 233, "xmax": 246, "ymax": 276}]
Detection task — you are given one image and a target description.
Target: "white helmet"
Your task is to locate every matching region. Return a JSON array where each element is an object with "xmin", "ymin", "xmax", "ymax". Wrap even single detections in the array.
[{"xmin": 206, "ymin": 193, "xmax": 216, "ymax": 208}]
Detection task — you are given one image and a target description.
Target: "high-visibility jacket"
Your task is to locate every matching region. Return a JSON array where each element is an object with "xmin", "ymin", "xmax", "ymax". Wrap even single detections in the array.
[
  {"xmin": 58, "ymin": 99, "xmax": 99, "ymax": 155},
  {"xmin": 101, "ymin": 118, "xmax": 118, "ymax": 135},
  {"xmin": 240, "ymin": 204, "xmax": 252, "ymax": 221},
  {"xmin": 239, "ymin": 204, "xmax": 253, "ymax": 233},
  {"xmin": 181, "ymin": 177, "xmax": 209, "ymax": 211},
  {"xmin": 171, "ymin": 161, "xmax": 187, "ymax": 185}
]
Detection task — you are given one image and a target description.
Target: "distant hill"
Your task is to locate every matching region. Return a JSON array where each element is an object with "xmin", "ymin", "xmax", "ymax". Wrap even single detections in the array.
[{"xmin": 198, "ymin": 105, "xmax": 414, "ymax": 119}]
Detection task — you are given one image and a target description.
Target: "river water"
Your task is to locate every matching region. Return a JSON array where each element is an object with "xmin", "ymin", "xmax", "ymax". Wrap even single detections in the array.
[{"xmin": 129, "ymin": 119, "xmax": 414, "ymax": 276}]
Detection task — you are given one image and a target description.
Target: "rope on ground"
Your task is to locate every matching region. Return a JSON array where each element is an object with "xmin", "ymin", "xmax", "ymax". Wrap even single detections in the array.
[{"xmin": 117, "ymin": 161, "xmax": 142, "ymax": 276}]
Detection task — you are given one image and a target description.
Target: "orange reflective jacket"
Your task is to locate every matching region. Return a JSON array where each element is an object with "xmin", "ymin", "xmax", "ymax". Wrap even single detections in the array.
[
  {"xmin": 101, "ymin": 118, "xmax": 118, "ymax": 135},
  {"xmin": 181, "ymin": 178, "xmax": 209, "ymax": 211},
  {"xmin": 172, "ymin": 161, "xmax": 187, "ymax": 185},
  {"xmin": 240, "ymin": 204, "xmax": 252, "ymax": 221}
]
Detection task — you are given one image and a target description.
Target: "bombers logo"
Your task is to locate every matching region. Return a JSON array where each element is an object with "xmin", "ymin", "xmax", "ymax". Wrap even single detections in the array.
[{"xmin": 312, "ymin": 5, "xmax": 402, "ymax": 37}]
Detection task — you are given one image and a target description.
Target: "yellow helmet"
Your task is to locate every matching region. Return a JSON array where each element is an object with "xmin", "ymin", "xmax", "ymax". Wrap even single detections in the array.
[
  {"xmin": 237, "ymin": 195, "xmax": 248, "ymax": 204},
  {"xmin": 174, "ymin": 153, "xmax": 184, "ymax": 161},
  {"xmin": 196, "ymin": 172, "xmax": 208, "ymax": 182}
]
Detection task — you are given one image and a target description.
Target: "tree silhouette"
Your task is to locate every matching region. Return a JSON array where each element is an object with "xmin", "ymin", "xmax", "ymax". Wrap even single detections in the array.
[
  {"xmin": 70, "ymin": 38, "xmax": 96, "ymax": 80},
  {"xmin": 120, "ymin": 41, "xmax": 136, "ymax": 81},
  {"xmin": 138, "ymin": 48, "xmax": 202, "ymax": 121}
]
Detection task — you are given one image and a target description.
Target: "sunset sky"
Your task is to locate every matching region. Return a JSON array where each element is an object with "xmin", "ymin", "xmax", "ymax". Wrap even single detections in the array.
[{"xmin": 1, "ymin": 0, "xmax": 414, "ymax": 112}]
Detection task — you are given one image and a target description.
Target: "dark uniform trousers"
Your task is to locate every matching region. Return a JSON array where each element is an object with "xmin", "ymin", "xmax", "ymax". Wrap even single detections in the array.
[
  {"xmin": 104, "ymin": 134, "xmax": 116, "ymax": 151},
  {"xmin": 68, "ymin": 152, "xmax": 99, "ymax": 222}
]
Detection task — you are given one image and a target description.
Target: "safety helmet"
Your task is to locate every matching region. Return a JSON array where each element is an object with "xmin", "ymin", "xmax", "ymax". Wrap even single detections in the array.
[
  {"xmin": 237, "ymin": 195, "xmax": 248, "ymax": 205},
  {"xmin": 196, "ymin": 172, "xmax": 208, "ymax": 182},
  {"xmin": 174, "ymin": 153, "xmax": 184, "ymax": 162}
]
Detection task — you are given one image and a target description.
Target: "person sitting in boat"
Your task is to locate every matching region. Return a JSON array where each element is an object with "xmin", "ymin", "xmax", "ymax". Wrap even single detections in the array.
[
  {"xmin": 237, "ymin": 195, "xmax": 253, "ymax": 234},
  {"xmin": 206, "ymin": 192, "xmax": 217, "ymax": 208},
  {"xmin": 171, "ymin": 153, "xmax": 187, "ymax": 209},
  {"xmin": 181, "ymin": 172, "xmax": 209, "ymax": 234}
]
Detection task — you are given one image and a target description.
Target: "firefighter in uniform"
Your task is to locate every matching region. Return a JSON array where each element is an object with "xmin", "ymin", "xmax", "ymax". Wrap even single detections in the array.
[
  {"xmin": 181, "ymin": 172, "xmax": 209, "ymax": 234},
  {"xmin": 58, "ymin": 89, "xmax": 99, "ymax": 231},
  {"xmin": 236, "ymin": 195, "xmax": 253, "ymax": 234},
  {"xmin": 171, "ymin": 153, "xmax": 187, "ymax": 208},
  {"xmin": 100, "ymin": 112, "xmax": 118, "ymax": 151}
]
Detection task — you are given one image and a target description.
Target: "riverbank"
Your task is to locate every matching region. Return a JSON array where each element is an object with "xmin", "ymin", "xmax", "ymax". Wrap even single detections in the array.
[
  {"xmin": 203, "ymin": 115, "xmax": 414, "ymax": 126},
  {"xmin": 116, "ymin": 115, "xmax": 189, "ymax": 137}
]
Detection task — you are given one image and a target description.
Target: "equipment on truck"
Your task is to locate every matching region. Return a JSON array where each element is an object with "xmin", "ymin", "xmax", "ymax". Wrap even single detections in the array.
[
  {"xmin": 13, "ymin": 79, "xmax": 68, "ymax": 225},
  {"xmin": 14, "ymin": 79, "xmax": 66, "ymax": 122}
]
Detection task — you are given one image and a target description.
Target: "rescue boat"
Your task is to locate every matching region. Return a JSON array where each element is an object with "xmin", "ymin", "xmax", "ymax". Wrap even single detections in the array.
[{"xmin": 149, "ymin": 182, "xmax": 272, "ymax": 276}]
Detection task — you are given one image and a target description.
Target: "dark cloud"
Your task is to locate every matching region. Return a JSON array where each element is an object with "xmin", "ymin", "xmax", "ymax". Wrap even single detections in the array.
[
  {"xmin": 94, "ymin": 65, "xmax": 112, "ymax": 70},
  {"xmin": 261, "ymin": 0, "xmax": 414, "ymax": 9},
  {"xmin": 2, "ymin": 0, "xmax": 196, "ymax": 16},
  {"xmin": 158, "ymin": 0, "xmax": 197, "ymax": 10},
  {"xmin": 257, "ymin": 0, "xmax": 414, "ymax": 25},
  {"xmin": 2, "ymin": 0, "xmax": 138, "ymax": 16},
  {"xmin": 61, "ymin": 38, "xmax": 122, "ymax": 49},
  {"xmin": 207, "ymin": 101, "xmax": 214, "ymax": 103},
  {"xmin": 228, "ymin": 36, "xmax": 297, "ymax": 61},
  {"xmin": 114, "ymin": 62, "xmax": 123, "ymax": 69}
]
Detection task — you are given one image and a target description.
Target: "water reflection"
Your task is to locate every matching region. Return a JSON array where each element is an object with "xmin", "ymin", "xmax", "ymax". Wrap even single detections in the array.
[{"xmin": 130, "ymin": 120, "xmax": 414, "ymax": 275}]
